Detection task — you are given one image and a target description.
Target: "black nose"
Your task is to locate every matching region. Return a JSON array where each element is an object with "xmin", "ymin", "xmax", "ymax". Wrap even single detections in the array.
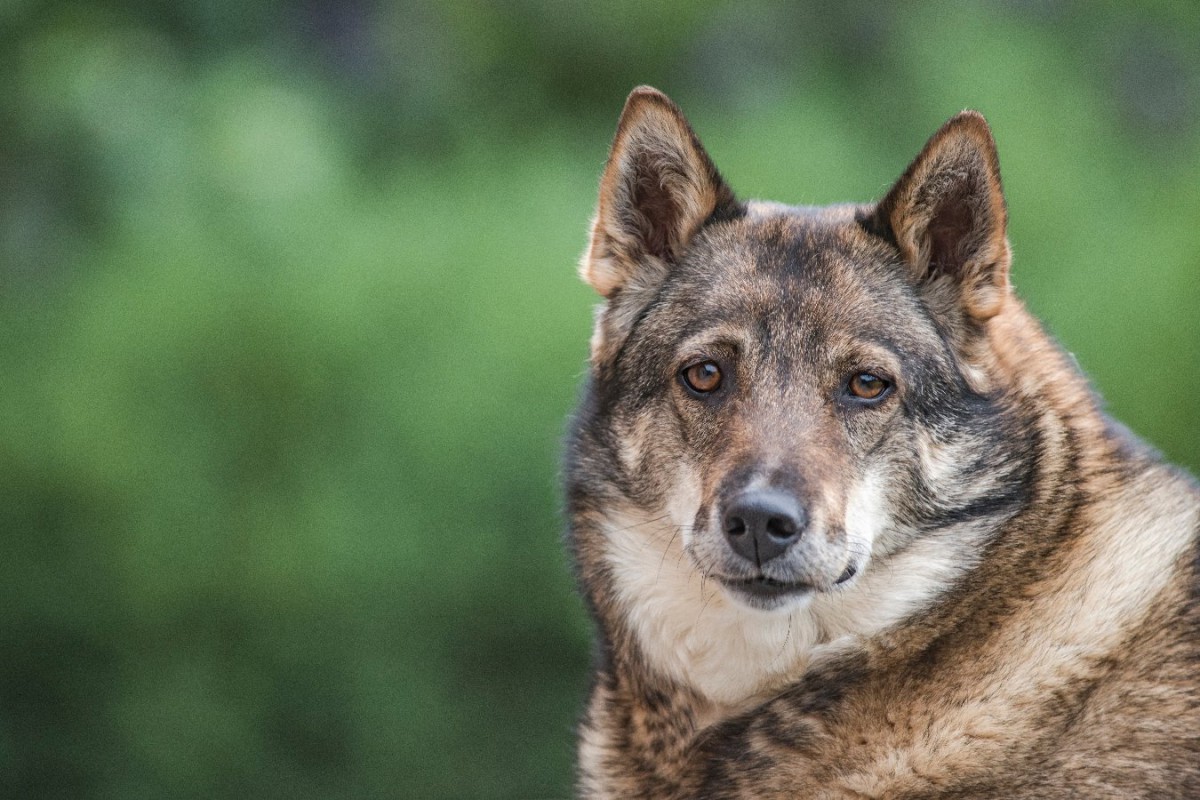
[{"xmin": 722, "ymin": 489, "xmax": 807, "ymax": 565}]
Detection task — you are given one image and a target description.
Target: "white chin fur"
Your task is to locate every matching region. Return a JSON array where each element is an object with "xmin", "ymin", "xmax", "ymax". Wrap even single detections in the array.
[{"xmin": 602, "ymin": 468, "xmax": 978, "ymax": 710}]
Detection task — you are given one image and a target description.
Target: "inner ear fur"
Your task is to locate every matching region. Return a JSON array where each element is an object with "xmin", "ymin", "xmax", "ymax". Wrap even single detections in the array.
[
  {"xmin": 581, "ymin": 86, "xmax": 740, "ymax": 299},
  {"xmin": 872, "ymin": 111, "xmax": 1011, "ymax": 321}
]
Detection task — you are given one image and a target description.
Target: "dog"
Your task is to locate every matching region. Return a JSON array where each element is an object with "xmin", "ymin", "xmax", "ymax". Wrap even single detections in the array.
[{"xmin": 564, "ymin": 86, "xmax": 1200, "ymax": 799}]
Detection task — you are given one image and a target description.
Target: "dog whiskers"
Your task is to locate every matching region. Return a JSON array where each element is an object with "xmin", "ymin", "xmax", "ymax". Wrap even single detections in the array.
[
  {"xmin": 604, "ymin": 513, "xmax": 672, "ymax": 536},
  {"xmin": 656, "ymin": 526, "xmax": 681, "ymax": 585},
  {"xmin": 694, "ymin": 570, "xmax": 716, "ymax": 626},
  {"xmin": 771, "ymin": 615, "xmax": 794, "ymax": 668}
]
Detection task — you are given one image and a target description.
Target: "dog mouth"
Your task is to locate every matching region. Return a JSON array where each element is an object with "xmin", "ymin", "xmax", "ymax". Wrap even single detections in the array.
[
  {"xmin": 717, "ymin": 564, "xmax": 858, "ymax": 602},
  {"xmin": 718, "ymin": 575, "xmax": 813, "ymax": 600}
]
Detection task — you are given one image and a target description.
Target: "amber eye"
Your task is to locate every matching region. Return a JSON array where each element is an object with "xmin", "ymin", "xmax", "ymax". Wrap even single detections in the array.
[
  {"xmin": 848, "ymin": 372, "xmax": 890, "ymax": 401},
  {"xmin": 681, "ymin": 361, "xmax": 723, "ymax": 394}
]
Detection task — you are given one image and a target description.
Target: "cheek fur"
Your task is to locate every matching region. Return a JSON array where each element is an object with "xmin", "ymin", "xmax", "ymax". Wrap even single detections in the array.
[{"xmin": 843, "ymin": 466, "xmax": 891, "ymax": 564}]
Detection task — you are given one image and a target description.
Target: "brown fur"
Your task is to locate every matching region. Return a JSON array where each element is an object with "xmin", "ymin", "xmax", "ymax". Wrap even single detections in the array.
[{"xmin": 566, "ymin": 87, "xmax": 1200, "ymax": 799}]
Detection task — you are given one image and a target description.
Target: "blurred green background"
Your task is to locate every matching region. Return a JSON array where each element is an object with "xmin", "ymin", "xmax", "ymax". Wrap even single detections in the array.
[{"xmin": 1, "ymin": 1, "xmax": 1197, "ymax": 797}]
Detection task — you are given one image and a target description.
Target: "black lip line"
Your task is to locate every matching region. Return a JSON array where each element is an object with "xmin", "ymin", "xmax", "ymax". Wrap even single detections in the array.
[
  {"xmin": 717, "ymin": 565, "xmax": 859, "ymax": 597},
  {"xmin": 717, "ymin": 575, "xmax": 812, "ymax": 596}
]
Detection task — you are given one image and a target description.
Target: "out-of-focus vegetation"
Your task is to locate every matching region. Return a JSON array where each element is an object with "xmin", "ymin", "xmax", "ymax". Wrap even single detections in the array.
[{"xmin": 1, "ymin": 1, "xmax": 1197, "ymax": 797}]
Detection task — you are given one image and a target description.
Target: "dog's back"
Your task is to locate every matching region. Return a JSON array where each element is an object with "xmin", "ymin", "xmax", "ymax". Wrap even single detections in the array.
[{"xmin": 566, "ymin": 87, "xmax": 1200, "ymax": 798}]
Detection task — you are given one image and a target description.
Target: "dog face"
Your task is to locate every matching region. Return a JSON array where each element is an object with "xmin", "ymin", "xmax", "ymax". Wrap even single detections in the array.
[
  {"xmin": 611, "ymin": 212, "xmax": 951, "ymax": 610},
  {"xmin": 575, "ymin": 88, "xmax": 1023, "ymax": 616}
]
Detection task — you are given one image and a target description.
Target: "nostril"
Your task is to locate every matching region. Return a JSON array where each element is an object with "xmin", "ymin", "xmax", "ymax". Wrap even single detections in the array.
[
  {"xmin": 725, "ymin": 516, "xmax": 747, "ymax": 536},
  {"xmin": 765, "ymin": 515, "xmax": 797, "ymax": 541}
]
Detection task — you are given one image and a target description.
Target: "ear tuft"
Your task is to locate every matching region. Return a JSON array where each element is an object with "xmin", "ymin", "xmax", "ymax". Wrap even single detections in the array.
[
  {"xmin": 581, "ymin": 87, "xmax": 739, "ymax": 298},
  {"xmin": 873, "ymin": 111, "xmax": 1010, "ymax": 320}
]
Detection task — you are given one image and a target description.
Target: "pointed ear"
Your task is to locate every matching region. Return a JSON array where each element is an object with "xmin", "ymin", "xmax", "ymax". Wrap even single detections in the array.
[
  {"xmin": 871, "ymin": 111, "xmax": 1010, "ymax": 320},
  {"xmin": 581, "ymin": 86, "xmax": 740, "ymax": 298}
]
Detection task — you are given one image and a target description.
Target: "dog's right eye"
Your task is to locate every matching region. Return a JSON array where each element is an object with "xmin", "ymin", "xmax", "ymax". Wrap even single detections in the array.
[
  {"xmin": 680, "ymin": 361, "xmax": 723, "ymax": 395},
  {"xmin": 848, "ymin": 372, "xmax": 891, "ymax": 402}
]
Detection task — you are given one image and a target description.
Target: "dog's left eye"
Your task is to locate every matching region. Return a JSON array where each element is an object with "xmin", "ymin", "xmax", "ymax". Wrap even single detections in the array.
[
  {"xmin": 848, "ymin": 372, "xmax": 891, "ymax": 401},
  {"xmin": 681, "ymin": 361, "xmax": 723, "ymax": 394}
]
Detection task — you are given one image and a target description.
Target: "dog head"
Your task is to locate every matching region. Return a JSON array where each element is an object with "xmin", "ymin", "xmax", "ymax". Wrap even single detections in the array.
[{"xmin": 575, "ymin": 87, "xmax": 1020, "ymax": 619}]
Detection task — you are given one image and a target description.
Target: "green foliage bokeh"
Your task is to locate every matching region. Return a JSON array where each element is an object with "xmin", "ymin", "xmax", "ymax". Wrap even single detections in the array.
[{"xmin": 2, "ymin": 2, "xmax": 1198, "ymax": 797}]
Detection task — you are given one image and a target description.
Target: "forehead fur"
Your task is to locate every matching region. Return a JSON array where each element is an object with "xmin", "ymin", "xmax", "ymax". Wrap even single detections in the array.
[{"xmin": 646, "ymin": 203, "xmax": 927, "ymax": 341}]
